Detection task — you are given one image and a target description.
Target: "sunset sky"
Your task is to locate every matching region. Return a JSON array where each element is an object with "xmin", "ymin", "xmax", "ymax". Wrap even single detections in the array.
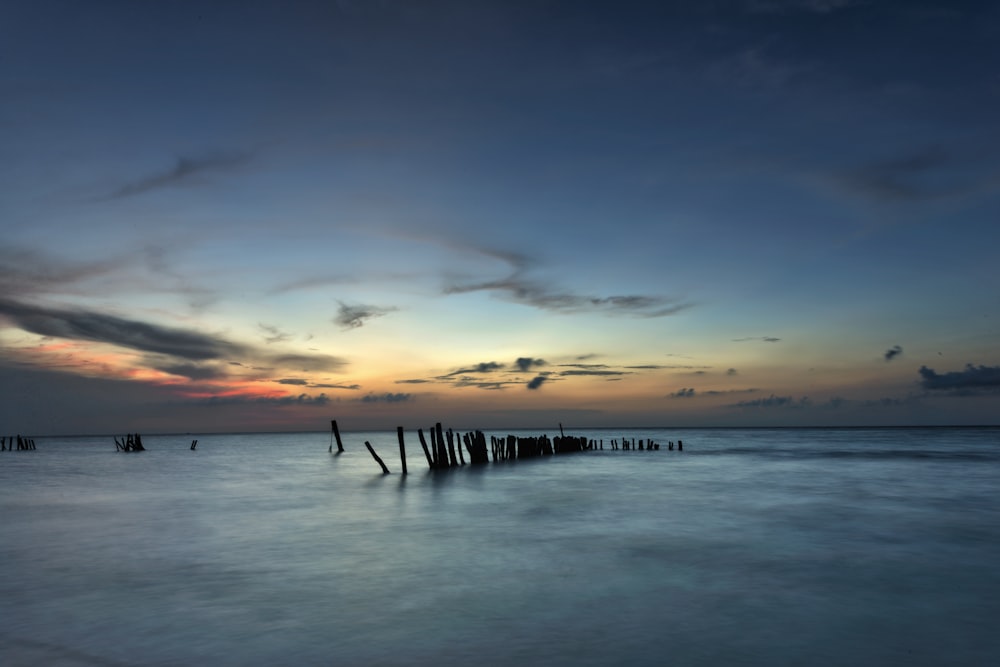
[{"xmin": 2, "ymin": 0, "xmax": 999, "ymax": 435}]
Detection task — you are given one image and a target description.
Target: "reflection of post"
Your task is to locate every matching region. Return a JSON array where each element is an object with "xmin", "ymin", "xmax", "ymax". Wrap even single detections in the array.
[
  {"xmin": 396, "ymin": 427, "xmax": 408, "ymax": 475},
  {"xmin": 365, "ymin": 441, "xmax": 390, "ymax": 474}
]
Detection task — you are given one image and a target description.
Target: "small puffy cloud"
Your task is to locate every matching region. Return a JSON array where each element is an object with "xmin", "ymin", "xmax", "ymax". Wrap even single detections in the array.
[
  {"xmin": 259, "ymin": 324, "xmax": 292, "ymax": 344},
  {"xmin": 669, "ymin": 387, "xmax": 696, "ymax": 398},
  {"xmin": 884, "ymin": 345, "xmax": 903, "ymax": 362},
  {"xmin": 334, "ymin": 302, "xmax": 396, "ymax": 330},
  {"xmin": 727, "ymin": 368, "xmax": 738, "ymax": 375},
  {"xmin": 515, "ymin": 357, "xmax": 546, "ymax": 372},
  {"xmin": 527, "ymin": 375, "xmax": 547, "ymax": 390}
]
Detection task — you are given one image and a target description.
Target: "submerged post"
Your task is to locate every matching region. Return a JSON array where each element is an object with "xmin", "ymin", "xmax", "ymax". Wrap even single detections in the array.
[
  {"xmin": 418, "ymin": 428, "xmax": 434, "ymax": 469},
  {"xmin": 190, "ymin": 439, "xmax": 198, "ymax": 450},
  {"xmin": 396, "ymin": 427, "xmax": 408, "ymax": 475},
  {"xmin": 331, "ymin": 420, "xmax": 344, "ymax": 453},
  {"xmin": 365, "ymin": 441, "xmax": 390, "ymax": 474}
]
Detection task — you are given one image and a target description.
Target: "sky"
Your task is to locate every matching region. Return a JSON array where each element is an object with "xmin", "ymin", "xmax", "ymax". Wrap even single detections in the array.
[{"xmin": 2, "ymin": 0, "xmax": 999, "ymax": 435}]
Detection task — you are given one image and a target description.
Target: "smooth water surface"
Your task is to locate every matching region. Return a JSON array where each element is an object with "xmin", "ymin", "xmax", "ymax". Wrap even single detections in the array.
[{"xmin": 2, "ymin": 427, "xmax": 999, "ymax": 666}]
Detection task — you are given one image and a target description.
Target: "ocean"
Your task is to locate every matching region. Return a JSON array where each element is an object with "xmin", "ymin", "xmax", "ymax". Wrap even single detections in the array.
[{"xmin": 2, "ymin": 426, "xmax": 998, "ymax": 666}]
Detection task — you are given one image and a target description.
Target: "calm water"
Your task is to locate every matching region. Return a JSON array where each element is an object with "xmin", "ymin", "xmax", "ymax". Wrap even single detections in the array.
[{"xmin": 2, "ymin": 427, "xmax": 999, "ymax": 666}]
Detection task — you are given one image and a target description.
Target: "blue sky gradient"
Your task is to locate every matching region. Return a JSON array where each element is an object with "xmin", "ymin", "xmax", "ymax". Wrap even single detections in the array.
[{"xmin": 2, "ymin": 0, "xmax": 998, "ymax": 434}]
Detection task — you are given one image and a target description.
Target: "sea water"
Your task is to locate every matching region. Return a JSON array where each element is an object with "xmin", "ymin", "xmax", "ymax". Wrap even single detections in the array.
[{"xmin": 1, "ymin": 427, "xmax": 998, "ymax": 666}]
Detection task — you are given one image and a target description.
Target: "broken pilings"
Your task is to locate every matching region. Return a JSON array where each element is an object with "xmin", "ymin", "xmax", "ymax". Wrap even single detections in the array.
[
  {"xmin": 365, "ymin": 441, "xmax": 390, "ymax": 474},
  {"xmin": 396, "ymin": 426, "xmax": 408, "ymax": 475}
]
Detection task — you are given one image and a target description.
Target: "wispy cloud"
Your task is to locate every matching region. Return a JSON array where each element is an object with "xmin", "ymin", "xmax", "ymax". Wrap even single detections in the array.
[
  {"xmin": 190, "ymin": 392, "xmax": 331, "ymax": 407},
  {"xmin": 440, "ymin": 361, "xmax": 505, "ymax": 378},
  {"xmin": 919, "ymin": 364, "xmax": 1000, "ymax": 395},
  {"xmin": 334, "ymin": 302, "xmax": 396, "ymax": 330},
  {"xmin": 884, "ymin": 345, "xmax": 903, "ymax": 362},
  {"xmin": 727, "ymin": 394, "xmax": 810, "ymax": 408},
  {"xmin": 669, "ymin": 387, "xmax": 696, "ymax": 398},
  {"xmin": 732, "ymin": 336, "xmax": 781, "ymax": 343},
  {"xmin": 746, "ymin": 0, "xmax": 863, "ymax": 13},
  {"xmin": 0, "ymin": 298, "xmax": 347, "ymax": 374},
  {"xmin": 443, "ymin": 247, "xmax": 693, "ymax": 318},
  {"xmin": 836, "ymin": 146, "xmax": 995, "ymax": 203},
  {"xmin": 104, "ymin": 151, "xmax": 251, "ymax": 200},
  {"xmin": 260, "ymin": 323, "xmax": 292, "ymax": 344},
  {"xmin": 358, "ymin": 392, "xmax": 413, "ymax": 403}
]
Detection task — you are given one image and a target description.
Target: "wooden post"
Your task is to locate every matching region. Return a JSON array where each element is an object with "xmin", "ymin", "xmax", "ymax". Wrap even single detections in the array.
[
  {"xmin": 418, "ymin": 428, "xmax": 434, "ymax": 469},
  {"xmin": 331, "ymin": 420, "xmax": 344, "ymax": 453},
  {"xmin": 396, "ymin": 427, "xmax": 408, "ymax": 475},
  {"xmin": 365, "ymin": 441, "xmax": 390, "ymax": 474},
  {"xmin": 559, "ymin": 422, "xmax": 565, "ymax": 437},
  {"xmin": 190, "ymin": 439, "xmax": 198, "ymax": 450},
  {"xmin": 446, "ymin": 428, "xmax": 458, "ymax": 467},
  {"xmin": 435, "ymin": 422, "xmax": 449, "ymax": 468}
]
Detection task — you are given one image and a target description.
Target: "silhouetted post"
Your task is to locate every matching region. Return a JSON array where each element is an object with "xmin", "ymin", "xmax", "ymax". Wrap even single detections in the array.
[
  {"xmin": 418, "ymin": 428, "xmax": 434, "ymax": 469},
  {"xmin": 365, "ymin": 441, "xmax": 390, "ymax": 474},
  {"xmin": 191, "ymin": 439, "xmax": 198, "ymax": 450},
  {"xmin": 331, "ymin": 420, "xmax": 344, "ymax": 453},
  {"xmin": 396, "ymin": 427, "xmax": 408, "ymax": 475},
  {"xmin": 678, "ymin": 440, "xmax": 683, "ymax": 451},
  {"xmin": 559, "ymin": 422, "xmax": 565, "ymax": 437},
  {"xmin": 446, "ymin": 428, "xmax": 458, "ymax": 467},
  {"xmin": 435, "ymin": 422, "xmax": 449, "ymax": 469}
]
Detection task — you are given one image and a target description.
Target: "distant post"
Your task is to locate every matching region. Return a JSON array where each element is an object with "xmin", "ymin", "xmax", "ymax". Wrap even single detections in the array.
[
  {"xmin": 365, "ymin": 441, "xmax": 390, "ymax": 474},
  {"xmin": 396, "ymin": 427, "xmax": 408, "ymax": 475},
  {"xmin": 331, "ymin": 420, "xmax": 344, "ymax": 453}
]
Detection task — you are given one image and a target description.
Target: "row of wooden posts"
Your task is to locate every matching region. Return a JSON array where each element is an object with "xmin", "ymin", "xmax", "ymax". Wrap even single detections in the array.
[
  {"xmin": 330, "ymin": 420, "xmax": 682, "ymax": 475},
  {"xmin": 2, "ymin": 435, "xmax": 35, "ymax": 451},
  {"xmin": 114, "ymin": 433, "xmax": 146, "ymax": 452}
]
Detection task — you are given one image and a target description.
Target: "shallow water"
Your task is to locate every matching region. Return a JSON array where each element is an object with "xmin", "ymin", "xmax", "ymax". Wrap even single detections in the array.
[{"xmin": 2, "ymin": 427, "xmax": 999, "ymax": 666}]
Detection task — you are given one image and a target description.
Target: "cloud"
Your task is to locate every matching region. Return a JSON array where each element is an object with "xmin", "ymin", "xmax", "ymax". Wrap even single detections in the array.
[
  {"xmin": 746, "ymin": 0, "xmax": 863, "ymax": 13},
  {"xmin": 727, "ymin": 394, "xmax": 810, "ymax": 408},
  {"xmin": 527, "ymin": 375, "xmax": 547, "ymax": 390},
  {"xmin": 443, "ymin": 249, "xmax": 693, "ymax": 318},
  {"xmin": 884, "ymin": 345, "xmax": 903, "ymax": 362},
  {"xmin": 559, "ymin": 369, "xmax": 631, "ymax": 377},
  {"xmin": 395, "ymin": 379, "xmax": 431, "ymax": 384},
  {"xmin": 515, "ymin": 357, "xmax": 546, "ymax": 372},
  {"xmin": 727, "ymin": 368, "xmax": 738, "ymax": 375},
  {"xmin": 669, "ymin": 387, "xmax": 696, "ymax": 398},
  {"xmin": 359, "ymin": 392, "xmax": 413, "ymax": 403},
  {"xmin": 260, "ymin": 324, "xmax": 292, "ymax": 344},
  {"xmin": 277, "ymin": 378, "xmax": 309, "ymax": 385},
  {"xmin": 154, "ymin": 363, "xmax": 229, "ymax": 381},
  {"xmin": 441, "ymin": 361, "xmax": 505, "ymax": 378},
  {"xmin": 0, "ymin": 297, "xmax": 244, "ymax": 361},
  {"xmin": 732, "ymin": 336, "xmax": 781, "ymax": 343},
  {"xmin": 192, "ymin": 392, "xmax": 330, "ymax": 407},
  {"xmin": 311, "ymin": 383, "xmax": 361, "ymax": 390},
  {"xmin": 104, "ymin": 151, "xmax": 251, "ymax": 199},
  {"xmin": 836, "ymin": 147, "xmax": 991, "ymax": 203},
  {"xmin": 919, "ymin": 364, "xmax": 1000, "ymax": 395},
  {"xmin": 0, "ymin": 297, "xmax": 347, "ymax": 374},
  {"xmin": 703, "ymin": 388, "xmax": 759, "ymax": 396},
  {"xmin": 335, "ymin": 302, "xmax": 396, "ymax": 330}
]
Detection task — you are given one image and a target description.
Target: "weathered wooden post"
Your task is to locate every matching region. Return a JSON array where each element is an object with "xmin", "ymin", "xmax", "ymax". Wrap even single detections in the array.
[
  {"xmin": 446, "ymin": 428, "xmax": 458, "ymax": 467},
  {"xmin": 365, "ymin": 441, "xmax": 390, "ymax": 474},
  {"xmin": 435, "ymin": 422, "xmax": 449, "ymax": 469},
  {"xmin": 331, "ymin": 420, "xmax": 344, "ymax": 453},
  {"xmin": 418, "ymin": 428, "xmax": 434, "ymax": 469},
  {"xmin": 396, "ymin": 427, "xmax": 408, "ymax": 475},
  {"xmin": 190, "ymin": 439, "xmax": 198, "ymax": 450}
]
